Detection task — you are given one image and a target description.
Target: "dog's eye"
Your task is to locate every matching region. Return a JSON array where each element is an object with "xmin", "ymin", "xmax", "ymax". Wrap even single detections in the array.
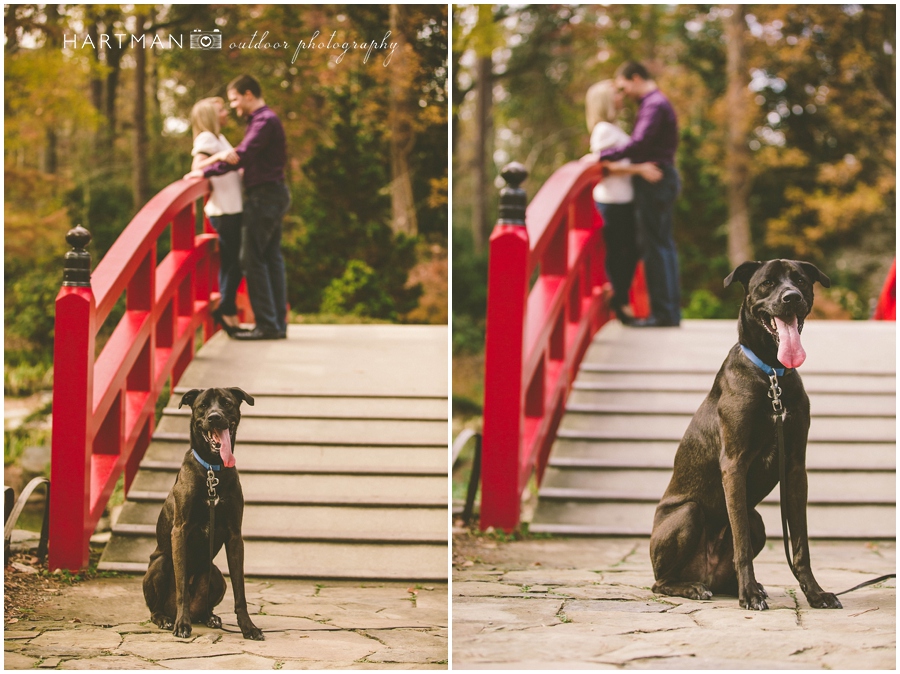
[
  {"xmin": 795, "ymin": 277, "xmax": 807, "ymax": 286},
  {"xmin": 761, "ymin": 280, "xmax": 775, "ymax": 288},
  {"xmin": 222, "ymin": 399, "xmax": 232, "ymax": 407}
]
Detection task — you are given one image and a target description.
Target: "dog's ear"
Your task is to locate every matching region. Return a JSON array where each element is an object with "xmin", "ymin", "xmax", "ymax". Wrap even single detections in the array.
[
  {"xmin": 724, "ymin": 261, "xmax": 763, "ymax": 290},
  {"xmin": 798, "ymin": 261, "xmax": 831, "ymax": 288},
  {"xmin": 179, "ymin": 389, "xmax": 202, "ymax": 409},
  {"xmin": 227, "ymin": 387, "xmax": 255, "ymax": 407}
]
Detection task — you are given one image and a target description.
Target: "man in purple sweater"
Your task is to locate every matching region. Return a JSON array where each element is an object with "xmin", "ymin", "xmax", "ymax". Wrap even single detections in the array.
[
  {"xmin": 598, "ymin": 61, "xmax": 682, "ymax": 327},
  {"xmin": 188, "ymin": 74, "xmax": 290, "ymax": 340}
]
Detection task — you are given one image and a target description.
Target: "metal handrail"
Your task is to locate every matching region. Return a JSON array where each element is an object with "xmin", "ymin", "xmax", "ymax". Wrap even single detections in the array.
[
  {"xmin": 4, "ymin": 477, "xmax": 50, "ymax": 563},
  {"xmin": 452, "ymin": 430, "xmax": 483, "ymax": 525}
]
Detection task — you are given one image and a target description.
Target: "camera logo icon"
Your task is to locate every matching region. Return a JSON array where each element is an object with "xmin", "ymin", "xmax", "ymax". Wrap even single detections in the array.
[{"xmin": 190, "ymin": 29, "xmax": 222, "ymax": 50}]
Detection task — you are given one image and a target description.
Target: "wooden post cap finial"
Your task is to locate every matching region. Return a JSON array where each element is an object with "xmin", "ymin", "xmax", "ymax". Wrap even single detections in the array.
[
  {"xmin": 498, "ymin": 162, "xmax": 529, "ymax": 226},
  {"xmin": 62, "ymin": 225, "xmax": 92, "ymax": 287}
]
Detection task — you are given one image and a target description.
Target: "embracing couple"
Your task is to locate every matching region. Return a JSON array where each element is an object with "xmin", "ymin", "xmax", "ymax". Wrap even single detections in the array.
[
  {"xmin": 186, "ymin": 74, "xmax": 290, "ymax": 341},
  {"xmin": 586, "ymin": 61, "xmax": 682, "ymax": 328}
]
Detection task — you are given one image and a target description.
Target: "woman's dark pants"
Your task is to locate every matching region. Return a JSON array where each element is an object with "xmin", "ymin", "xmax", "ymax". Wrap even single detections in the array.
[
  {"xmin": 596, "ymin": 201, "xmax": 641, "ymax": 311},
  {"xmin": 209, "ymin": 213, "xmax": 243, "ymax": 316}
]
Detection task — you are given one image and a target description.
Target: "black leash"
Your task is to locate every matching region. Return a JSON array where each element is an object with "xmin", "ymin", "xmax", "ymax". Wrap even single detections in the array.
[{"xmin": 770, "ymin": 372, "xmax": 895, "ymax": 597}]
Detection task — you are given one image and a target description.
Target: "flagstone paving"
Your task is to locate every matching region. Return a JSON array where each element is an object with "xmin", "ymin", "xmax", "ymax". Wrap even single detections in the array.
[
  {"xmin": 4, "ymin": 576, "xmax": 447, "ymax": 669},
  {"xmin": 452, "ymin": 533, "xmax": 895, "ymax": 669}
]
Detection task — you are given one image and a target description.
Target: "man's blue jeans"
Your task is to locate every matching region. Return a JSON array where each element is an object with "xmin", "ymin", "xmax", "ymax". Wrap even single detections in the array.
[
  {"xmin": 240, "ymin": 181, "xmax": 291, "ymax": 333},
  {"xmin": 634, "ymin": 165, "xmax": 682, "ymax": 326}
]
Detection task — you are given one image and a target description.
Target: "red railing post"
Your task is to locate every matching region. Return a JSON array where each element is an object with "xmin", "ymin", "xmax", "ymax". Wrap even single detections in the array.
[
  {"xmin": 481, "ymin": 163, "xmax": 530, "ymax": 531},
  {"xmin": 49, "ymin": 226, "xmax": 96, "ymax": 571},
  {"xmin": 46, "ymin": 179, "xmax": 226, "ymax": 571}
]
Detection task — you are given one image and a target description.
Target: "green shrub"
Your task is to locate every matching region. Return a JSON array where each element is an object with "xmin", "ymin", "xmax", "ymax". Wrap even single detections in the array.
[
  {"xmin": 452, "ymin": 313, "xmax": 485, "ymax": 356},
  {"xmin": 682, "ymin": 289, "xmax": 726, "ymax": 319},
  {"xmin": 450, "ymin": 225, "xmax": 488, "ymax": 321},
  {"xmin": 4, "ymin": 268, "xmax": 60, "ymax": 353},
  {"xmin": 282, "ymin": 89, "xmax": 420, "ymax": 319},
  {"xmin": 321, "ymin": 260, "xmax": 396, "ymax": 319}
]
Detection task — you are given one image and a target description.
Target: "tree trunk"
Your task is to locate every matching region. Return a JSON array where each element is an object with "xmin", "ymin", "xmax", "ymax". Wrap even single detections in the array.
[
  {"xmin": 43, "ymin": 130, "xmax": 58, "ymax": 175},
  {"xmin": 149, "ymin": 45, "xmax": 162, "ymax": 140},
  {"xmin": 88, "ymin": 21, "xmax": 103, "ymax": 114},
  {"xmin": 42, "ymin": 4, "xmax": 61, "ymax": 177},
  {"xmin": 472, "ymin": 53, "xmax": 492, "ymax": 254},
  {"xmin": 132, "ymin": 15, "xmax": 150, "ymax": 210},
  {"xmin": 388, "ymin": 4, "xmax": 417, "ymax": 237},
  {"xmin": 725, "ymin": 5, "xmax": 753, "ymax": 267},
  {"xmin": 104, "ymin": 37, "xmax": 124, "ymax": 154}
]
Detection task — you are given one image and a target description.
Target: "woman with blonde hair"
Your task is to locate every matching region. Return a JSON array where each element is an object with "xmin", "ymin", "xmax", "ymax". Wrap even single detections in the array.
[
  {"xmin": 189, "ymin": 97, "xmax": 243, "ymax": 335},
  {"xmin": 585, "ymin": 80, "xmax": 662, "ymax": 325}
]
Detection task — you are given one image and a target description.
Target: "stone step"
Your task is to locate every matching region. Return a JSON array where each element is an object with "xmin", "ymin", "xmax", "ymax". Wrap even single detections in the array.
[
  {"xmin": 567, "ymin": 389, "xmax": 896, "ymax": 417},
  {"xmin": 574, "ymin": 371, "xmax": 895, "ymax": 394},
  {"xmin": 141, "ymin": 441, "xmax": 446, "ymax": 475},
  {"xmin": 98, "ymin": 536, "xmax": 447, "ymax": 580},
  {"xmin": 558, "ymin": 412, "xmax": 895, "ymax": 443},
  {"xmin": 113, "ymin": 501, "xmax": 446, "ymax": 542},
  {"xmin": 529, "ymin": 501, "xmax": 896, "ymax": 539},
  {"xmin": 154, "ymin": 414, "xmax": 446, "ymax": 446},
  {"xmin": 127, "ymin": 469, "xmax": 446, "ymax": 507},
  {"xmin": 162, "ymin": 394, "xmax": 447, "ymax": 421},
  {"xmin": 548, "ymin": 439, "xmax": 896, "ymax": 472},
  {"xmin": 538, "ymin": 467, "xmax": 896, "ymax": 505}
]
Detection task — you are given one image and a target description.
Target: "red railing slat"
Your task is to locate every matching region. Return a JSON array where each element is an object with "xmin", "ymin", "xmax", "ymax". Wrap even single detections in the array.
[{"xmin": 91, "ymin": 180, "xmax": 209, "ymax": 326}]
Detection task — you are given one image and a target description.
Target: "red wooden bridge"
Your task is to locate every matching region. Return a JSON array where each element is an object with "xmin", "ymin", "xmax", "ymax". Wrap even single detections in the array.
[
  {"xmin": 48, "ymin": 179, "xmax": 448, "ymax": 580},
  {"xmin": 479, "ymin": 161, "xmax": 896, "ymax": 540}
]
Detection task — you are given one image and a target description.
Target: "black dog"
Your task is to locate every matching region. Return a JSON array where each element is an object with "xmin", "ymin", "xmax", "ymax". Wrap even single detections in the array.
[
  {"xmin": 142, "ymin": 387, "xmax": 264, "ymax": 639},
  {"xmin": 649, "ymin": 259, "xmax": 841, "ymax": 610}
]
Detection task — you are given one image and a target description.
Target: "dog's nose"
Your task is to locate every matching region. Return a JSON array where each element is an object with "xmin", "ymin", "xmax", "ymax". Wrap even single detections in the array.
[
  {"xmin": 208, "ymin": 411, "xmax": 223, "ymax": 423},
  {"xmin": 782, "ymin": 290, "xmax": 802, "ymax": 304}
]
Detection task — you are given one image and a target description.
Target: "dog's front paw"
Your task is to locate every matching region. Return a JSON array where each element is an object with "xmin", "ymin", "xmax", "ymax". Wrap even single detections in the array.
[
  {"xmin": 173, "ymin": 619, "xmax": 193, "ymax": 639},
  {"xmin": 652, "ymin": 580, "xmax": 712, "ymax": 600},
  {"xmin": 241, "ymin": 623, "xmax": 264, "ymax": 641},
  {"xmin": 807, "ymin": 591, "xmax": 842, "ymax": 609},
  {"xmin": 757, "ymin": 582, "xmax": 768, "ymax": 599},
  {"xmin": 740, "ymin": 588, "xmax": 768, "ymax": 611},
  {"xmin": 206, "ymin": 613, "xmax": 222, "ymax": 629},
  {"xmin": 684, "ymin": 582, "xmax": 713, "ymax": 600},
  {"xmin": 151, "ymin": 613, "xmax": 174, "ymax": 630}
]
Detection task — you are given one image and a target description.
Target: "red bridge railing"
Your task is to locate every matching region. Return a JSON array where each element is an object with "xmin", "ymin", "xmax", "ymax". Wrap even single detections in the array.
[
  {"xmin": 480, "ymin": 161, "xmax": 648, "ymax": 531},
  {"xmin": 49, "ymin": 178, "xmax": 223, "ymax": 571}
]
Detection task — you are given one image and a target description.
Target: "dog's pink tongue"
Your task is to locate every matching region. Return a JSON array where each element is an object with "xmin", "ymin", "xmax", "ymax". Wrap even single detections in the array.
[
  {"xmin": 215, "ymin": 428, "xmax": 235, "ymax": 468},
  {"xmin": 774, "ymin": 316, "xmax": 806, "ymax": 369}
]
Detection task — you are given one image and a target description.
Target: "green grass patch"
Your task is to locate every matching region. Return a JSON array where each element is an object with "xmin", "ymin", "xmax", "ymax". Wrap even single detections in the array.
[{"xmin": 4, "ymin": 427, "xmax": 50, "ymax": 469}]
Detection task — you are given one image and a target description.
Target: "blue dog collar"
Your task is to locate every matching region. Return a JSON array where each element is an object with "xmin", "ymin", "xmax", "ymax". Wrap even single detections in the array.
[
  {"xmin": 192, "ymin": 448, "xmax": 221, "ymax": 472},
  {"xmin": 740, "ymin": 344, "xmax": 792, "ymax": 377}
]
